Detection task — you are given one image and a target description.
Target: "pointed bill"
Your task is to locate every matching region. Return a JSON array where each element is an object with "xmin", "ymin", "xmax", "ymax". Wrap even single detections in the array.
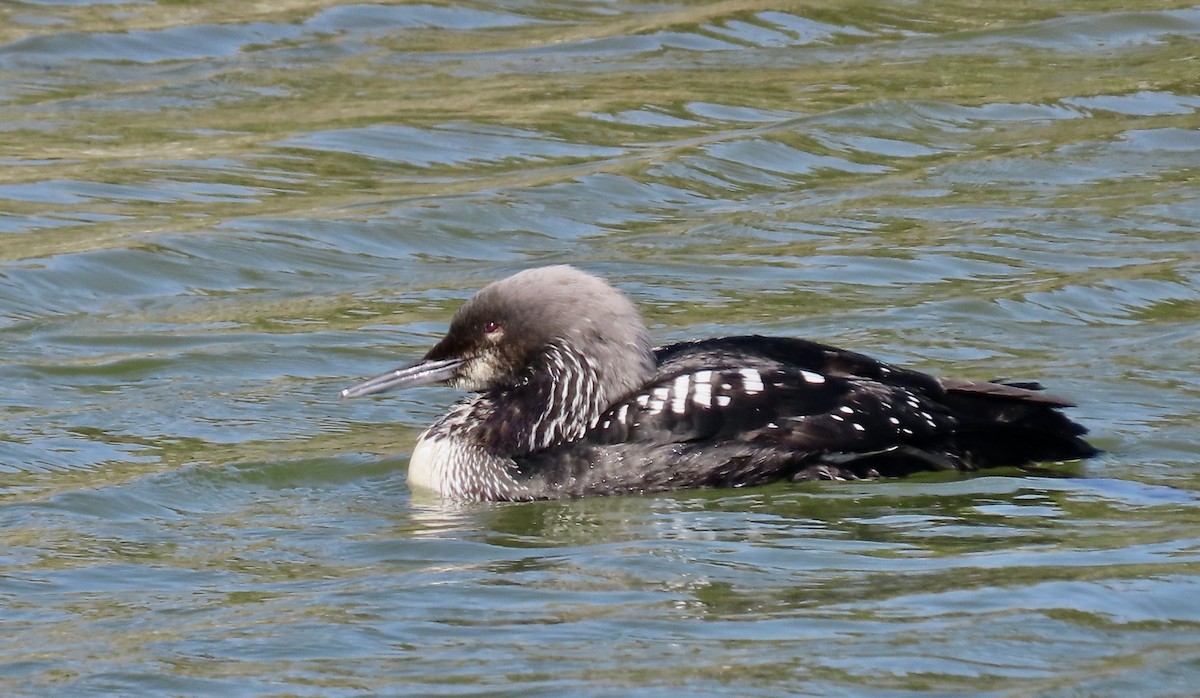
[{"xmin": 339, "ymin": 358, "xmax": 463, "ymax": 399}]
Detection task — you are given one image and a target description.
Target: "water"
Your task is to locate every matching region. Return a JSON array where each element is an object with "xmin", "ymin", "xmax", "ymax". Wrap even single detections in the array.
[{"xmin": 2, "ymin": 1, "xmax": 1199, "ymax": 695}]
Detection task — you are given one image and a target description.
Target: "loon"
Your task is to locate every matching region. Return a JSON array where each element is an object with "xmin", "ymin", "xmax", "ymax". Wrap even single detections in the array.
[{"xmin": 341, "ymin": 265, "xmax": 1097, "ymax": 501}]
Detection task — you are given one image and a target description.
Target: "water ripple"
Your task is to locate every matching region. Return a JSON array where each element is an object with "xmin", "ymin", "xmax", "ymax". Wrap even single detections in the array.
[{"xmin": 1, "ymin": 1, "xmax": 1198, "ymax": 695}]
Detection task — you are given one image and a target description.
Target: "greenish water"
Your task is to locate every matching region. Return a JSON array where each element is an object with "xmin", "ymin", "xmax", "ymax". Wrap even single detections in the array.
[{"xmin": 2, "ymin": 1, "xmax": 1199, "ymax": 695}]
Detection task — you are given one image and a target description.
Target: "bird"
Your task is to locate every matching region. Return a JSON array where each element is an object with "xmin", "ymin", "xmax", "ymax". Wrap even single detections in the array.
[{"xmin": 340, "ymin": 265, "xmax": 1097, "ymax": 501}]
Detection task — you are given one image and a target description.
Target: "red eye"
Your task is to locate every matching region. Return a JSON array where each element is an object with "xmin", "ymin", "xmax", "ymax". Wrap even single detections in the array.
[{"xmin": 483, "ymin": 321, "xmax": 501, "ymax": 334}]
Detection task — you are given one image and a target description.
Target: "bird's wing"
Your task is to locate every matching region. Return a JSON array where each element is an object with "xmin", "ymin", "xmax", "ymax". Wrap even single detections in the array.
[
  {"xmin": 510, "ymin": 358, "xmax": 959, "ymax": 497},
  {"xmin": 584, "ymin": 362, "xmax": 956, "ymax": 453}
]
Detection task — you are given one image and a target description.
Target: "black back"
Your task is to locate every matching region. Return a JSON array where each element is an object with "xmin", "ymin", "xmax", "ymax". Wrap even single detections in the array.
[{"xmin": 510, "ymin": 336, "xmax": 1096, "ymax": 498}]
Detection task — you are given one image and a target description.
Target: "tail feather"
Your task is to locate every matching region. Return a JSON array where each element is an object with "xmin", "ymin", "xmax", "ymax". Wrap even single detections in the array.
[{"xmin": 939, "ymin": 378, "xmax": 1098, "ymax": 467}]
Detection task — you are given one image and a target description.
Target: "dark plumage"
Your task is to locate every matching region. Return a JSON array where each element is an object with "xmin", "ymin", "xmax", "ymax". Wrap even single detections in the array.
[{"xmin": 341, "ymin": 266, "xmax": 1097, "ymax": 501}]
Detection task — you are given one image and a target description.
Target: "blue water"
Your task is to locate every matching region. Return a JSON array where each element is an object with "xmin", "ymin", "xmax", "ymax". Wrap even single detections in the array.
[{"xmin": 2, "ymin": 1, "xmax": 1199, "ymax": 695}]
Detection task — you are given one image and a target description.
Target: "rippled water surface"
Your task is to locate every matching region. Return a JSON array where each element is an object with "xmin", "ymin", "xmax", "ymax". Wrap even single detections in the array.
[{"xmin": 3, "ymin": 1, "xmax": 1200, "ymax": 695}]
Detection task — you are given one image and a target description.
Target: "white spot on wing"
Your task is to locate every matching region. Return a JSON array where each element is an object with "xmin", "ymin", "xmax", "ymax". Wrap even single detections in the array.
[
  {"xmin": 716, "ymin": 395, "xmax": 731, "ymax": 407},
  {"xmin": 800, "ymin": 370, "xmax": 825, "ymax": 384},
  {"xmin": 672, "ymin": 375, "xmax": 691, "ymax": 413},
  {"xmin": 738, "ymin": 368, "xmax": 764, "ymax": 394}
]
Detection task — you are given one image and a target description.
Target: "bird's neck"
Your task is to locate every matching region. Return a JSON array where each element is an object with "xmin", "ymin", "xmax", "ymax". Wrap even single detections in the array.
[
  {"xmin": 407, "ymin": 360, "xmax": 603, "ymax": 500},
  {"xmin": 408, "ymin": 340, "xmax": 653, "ymax": 499},
  {"xmin": 475, "ymin": 342, "xmax": 613, "ymax": 457}
]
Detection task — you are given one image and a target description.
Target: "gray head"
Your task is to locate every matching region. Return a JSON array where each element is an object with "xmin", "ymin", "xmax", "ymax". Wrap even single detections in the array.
[{"xmin": 341, "ymin": 266, "xmax": 655, "ymax": 406}]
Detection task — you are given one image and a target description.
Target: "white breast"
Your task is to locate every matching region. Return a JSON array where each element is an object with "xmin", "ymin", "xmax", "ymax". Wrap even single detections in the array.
[
  {"xmin": 407, "ymin": 429, "xmax": 453, "ymax": 495},
  {"xmin": 408, "ymin": 427, "xmax": 526, "ymax": 500}
]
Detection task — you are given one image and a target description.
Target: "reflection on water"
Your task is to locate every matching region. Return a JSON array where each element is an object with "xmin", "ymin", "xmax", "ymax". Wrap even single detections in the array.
[{"xmin": 1, "ymin": 1, "xmax": 1199, "ymax": 695}]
